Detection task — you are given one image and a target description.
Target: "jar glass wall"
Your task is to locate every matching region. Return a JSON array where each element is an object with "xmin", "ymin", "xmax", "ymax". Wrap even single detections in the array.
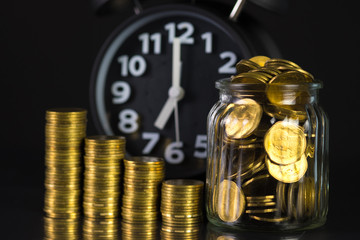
[{"xmin": 206, "ymin": 79, "xmax": 329, "ymax": 231}]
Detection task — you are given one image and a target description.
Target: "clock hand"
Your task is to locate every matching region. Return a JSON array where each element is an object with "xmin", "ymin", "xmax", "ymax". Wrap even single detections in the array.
[
  {"xmin": 154, "ymin": 84, "xmax": 184, "ymax": 130},
  {"xmin": 172, "ymin": 37, "xmax": 181, "ymax": 88},
  {"xmin": 154, "ymin": 38, "xmax": 184, "ymax": 130}
]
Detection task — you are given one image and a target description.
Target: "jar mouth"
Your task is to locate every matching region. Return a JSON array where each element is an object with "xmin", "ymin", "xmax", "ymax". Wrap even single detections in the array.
[{"xmin": 215, "ymin": 78, "xmax": 323, "ymax": 91}]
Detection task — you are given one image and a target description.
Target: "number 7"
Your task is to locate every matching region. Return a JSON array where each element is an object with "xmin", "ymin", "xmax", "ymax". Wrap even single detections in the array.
[{"xmin": 142, "ymin": 132, "xmax": 160, "ymax": 154}]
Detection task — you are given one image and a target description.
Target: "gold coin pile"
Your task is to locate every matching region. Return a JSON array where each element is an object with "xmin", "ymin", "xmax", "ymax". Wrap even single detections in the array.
[
  {"xmin": 44, "ymin": 108, "xmax": 87, "ymax": 219},
  {"xmin": 160, "ymin": 179, "xmax": 204, "ymax": 238},
  {"xmin": 43, "ymin": 216, "xmax": 80, "ymax": 240},
  {"xmin": 83, "ymin": 218, "xmax": 119, "ymax": 240},
  {"xmin": 121, "ymin": 156, "xmax": 165, "ymax": 230},
  {"xmin": 209, "ymin": 56, "xmax": 318, "ymax": 224},
  {"xmin": 83, "ymin": 135, "xmax": 125, "ymax": 219}
]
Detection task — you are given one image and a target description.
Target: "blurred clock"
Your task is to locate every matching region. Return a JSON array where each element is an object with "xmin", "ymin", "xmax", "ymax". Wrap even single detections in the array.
[{"xmin": 90, "ymin": 3, "xmax": 281, "ymax": 178}]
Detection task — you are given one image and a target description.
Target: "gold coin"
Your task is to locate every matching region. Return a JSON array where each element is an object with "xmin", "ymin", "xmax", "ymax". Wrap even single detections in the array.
[
  {"xmin": 264, "ymin": 120, "xmax": 306, "ymax": 165},
  {"xmin": 248, "ymin": 214, "xmax": 289, "ymax": 223},
  {"xmin": 294, "ymin": 177, "xmax": 316, "ymax": 219},
  {"xmin": 224, "ymin": 98, "xmax": 262, "ymax": 139},
  {"xmin": 247, "ymin": 201, "xmax": 276, "ymax": 207},
  {"xmin": 245, "ymin": 208, "xmax": 278, "ymax": 214},
  {"xmin": 124, "ymin": 157, "xmax": 164, "ymax": 167},
  {"xmin": 267, "ymin": 71, "xmax": 312, "ymax": 106},
  {"xmin": 246, "ymin": 195, "xmax": 275, "ymax": 201},
  {"xmin": 217, "ymin": 180, "xmax": 245, "ymax": 222},
  {"xmin": 265, "ymin": 154, "xmax": 308, "ymax": 183},
  {"xmin": 163, "ymin": 179, "xmax": 204, "ymax": 188},
  {"xmin": 250, "ymin": 67, "xmax": 281, "ymax": 78},
  {"xmin": 263, "ymin": 103, "xmax": 307, "ymax": 121},
  {"xmin": 235, "ymin": 59, "xmax": 260, "ymax": 73},
  {"xmin": 265, "ymin": 58, "xmax": 301, "ymax": 69},
  {"xmin": 249, "ymin": 56, "xmax": 270, "ymax": 67},
  {"xmin": 231, "ymin": 72, "xmax": 267, "ymax": 84}
]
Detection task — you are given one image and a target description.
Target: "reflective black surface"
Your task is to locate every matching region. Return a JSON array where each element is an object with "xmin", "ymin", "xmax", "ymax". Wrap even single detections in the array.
[
  {"xmin": 1, "ymin": 186, "xmax": 360, "ymax": 239},
  {"xmin": 2, "ymin": 0, "xmax": 360, "ymax": 238}
]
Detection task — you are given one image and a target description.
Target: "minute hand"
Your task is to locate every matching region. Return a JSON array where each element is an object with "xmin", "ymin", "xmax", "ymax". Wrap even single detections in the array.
[
  {"xmin": 154, "ymin": 38, "xmax": 184, "ymax": 130},
  {"xmin": 172, "ymin": 37, "xmax": 181, "ymax": 88}
]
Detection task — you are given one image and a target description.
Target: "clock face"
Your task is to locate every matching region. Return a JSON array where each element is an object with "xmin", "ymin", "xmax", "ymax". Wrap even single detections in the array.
[{"xmin": 90, "ymin": 4, "xmax": 253, "ymax": 178}]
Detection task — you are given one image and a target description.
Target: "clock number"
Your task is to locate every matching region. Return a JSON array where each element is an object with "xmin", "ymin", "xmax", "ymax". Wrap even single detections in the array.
[
  {"xmin": 201, "ymin": 32, "xmax": 213, "ymax": 54},
  {"xmin": 117, "ymin": 55, "xmax": 147, "ymax": 77},
  {"xmin": 138, "ymin": 32, "xmax": 161, "ymax": 54},
  {"xmin": 142, "ymin": 132, "xmax": 160, "ymax": 154},
  {"xmin": 194, "ymin": 134, "xmax": 207, "ymax": 158},
  {"xmin": 165, "ymin": 141, "xmax": 184, "ymax": 164},
  {"xmin": 218, "ymin": 51, "xmax": 237, "ymax": 74},
  {"xmin": 111, "ymin": 81, "xmax": 131, "ymax": 104},
  {"xmin": 118, "ymin": 109, "xmax": 139, "ymax": 134},
  {"xmin": 164, "ymin": 22, "xmax": 194, "ymax": 44}
]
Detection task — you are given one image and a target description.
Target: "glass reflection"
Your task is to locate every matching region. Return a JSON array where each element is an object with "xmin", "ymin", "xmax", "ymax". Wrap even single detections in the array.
[{"xmin": 206, "ymin": 222, "xmax": 305, "ymax": 240}]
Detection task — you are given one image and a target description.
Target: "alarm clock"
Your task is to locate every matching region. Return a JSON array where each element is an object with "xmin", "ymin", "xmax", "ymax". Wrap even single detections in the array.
[{"xmin": 90, "ymin": 1, "xmax": 281, "ymax": 178}]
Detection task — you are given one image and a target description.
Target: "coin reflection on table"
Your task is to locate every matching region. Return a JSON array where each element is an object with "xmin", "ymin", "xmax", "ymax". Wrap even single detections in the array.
[
  {"xmin": 121, "ymin": 221, "xmax": 159, "ymax": 240},
  {"xmin": 43, "ymin": 216, "xmax": 80, "ymax": 240},
  {"xmin": 82, "ymin": 217, "xmax": 118, "ymax": 240}
]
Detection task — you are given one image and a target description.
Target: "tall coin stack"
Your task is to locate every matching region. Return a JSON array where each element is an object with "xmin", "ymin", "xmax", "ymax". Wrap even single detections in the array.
[
  {"xmin": 44, "ymin": 108, "xmax": 87, "ymax": 222},
  {"xmin": 121, "ymin": 157, "xmax": 165, "ymax": 239},
  {"xmin": 83, "ymin": 136, "xmax": 125, "ymax": 219},
  {"xmin": 160, "ymin": 179, "xmax": 204, "ymax": 239}
]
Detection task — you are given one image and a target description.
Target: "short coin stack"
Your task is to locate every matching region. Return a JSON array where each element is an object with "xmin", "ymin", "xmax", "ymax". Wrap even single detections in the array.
[
  {"xmin": 44, "ymin": 108, "xmax": 87, "ymax": 220},
  {"xmin": 121, "ymin": 156, "xmax": 164, "ymax": 239},
  {"xmin": 83, "ymin": 135, "xmax": 125, "ymax": 219},
  {"xmin": 160, "ymin": 179, "xmax": 204, "ymax": 239}
]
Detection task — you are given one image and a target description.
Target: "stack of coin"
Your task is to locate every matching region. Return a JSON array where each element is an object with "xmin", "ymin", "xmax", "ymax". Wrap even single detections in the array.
[
  {"xmin": 83, "ymin": 217, "xmax": 119, "ymax": 240},
  {"xmin": 44, "ymin": 108, "xmax": 87, "ymax": 219},
  {"xmin": 83, "ymin": 135, "xmax": 125, "ymax": 219},
  {"xmin": 43, "ymin": 216, "xmax": 80, "ymax": 239},
  {"xmin": 121, "ymin": 156, "xmax": 165, "ymax": 227},
  {"xmin": 160, "ymin": 179, "xmax": 204, "ymax": 237}
]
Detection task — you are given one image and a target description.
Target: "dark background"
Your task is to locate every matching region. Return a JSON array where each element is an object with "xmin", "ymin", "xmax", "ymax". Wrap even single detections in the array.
[{"xmin": 1, "ymin": 0, "xmax": 359, "ymax": 238}]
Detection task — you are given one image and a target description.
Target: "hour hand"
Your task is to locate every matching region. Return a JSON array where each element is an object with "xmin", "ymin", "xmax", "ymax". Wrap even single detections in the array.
[{"xmin": 154, "ymin": 86, "xmax": 184, "ymax": 130}]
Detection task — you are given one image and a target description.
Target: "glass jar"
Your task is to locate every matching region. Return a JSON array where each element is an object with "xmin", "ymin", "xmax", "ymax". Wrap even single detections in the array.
[{"xmin": 206, "ymin": 78, "xmax": 329, "ymax": 231}]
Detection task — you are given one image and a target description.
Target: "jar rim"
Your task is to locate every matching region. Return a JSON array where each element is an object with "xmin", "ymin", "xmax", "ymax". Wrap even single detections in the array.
[{"xmin": 215, "ymin": 78, "xmax": 323, "ymax": 91}]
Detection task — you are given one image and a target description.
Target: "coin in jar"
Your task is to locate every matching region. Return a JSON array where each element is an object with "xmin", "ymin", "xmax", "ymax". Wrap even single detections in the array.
[
  {"xmin": 264, "ymin": 121, "xmax": 306, "ymax": 165},
  {"xmin": 217, "ymin": 180, "xmax": 245, "ymax": 222},
  {"xmin": 224, "ymin": 98, "xmax": 262, "ymax": 139},
  {"xmin": 249, "ymin": 56, "xmax": 270, "ymax": 67},
  {"xmin": 265, "ymin": 154, "xmax": 308, "ymax": 183}
]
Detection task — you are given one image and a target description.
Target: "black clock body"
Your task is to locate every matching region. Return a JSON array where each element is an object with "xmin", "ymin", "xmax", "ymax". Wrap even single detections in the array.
[{"xmin": 90, "ymin": 4, "xmax": 280, "ymax": 179}]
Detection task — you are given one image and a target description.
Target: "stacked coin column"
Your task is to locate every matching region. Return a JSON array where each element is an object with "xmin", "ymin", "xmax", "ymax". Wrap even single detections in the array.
[
  {"xmin": 121, "ymin": 157, "xmax": 165, "ymax": 240},
  {"xmin": 160, "ymin": 179, "xmax": 204, "ymax": 239},
  {"xmin": 83, "ymin": 136, "xmax": 125, "ymax": 239},
  {"xmin": 43, "ymin": 108, "xmax": 86, "ymax": 239}
]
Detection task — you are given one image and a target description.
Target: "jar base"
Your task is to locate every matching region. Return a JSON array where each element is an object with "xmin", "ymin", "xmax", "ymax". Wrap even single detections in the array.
[{"xmin": 207, "ymin": 214, "xmax": 327, "ymax": 232}]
